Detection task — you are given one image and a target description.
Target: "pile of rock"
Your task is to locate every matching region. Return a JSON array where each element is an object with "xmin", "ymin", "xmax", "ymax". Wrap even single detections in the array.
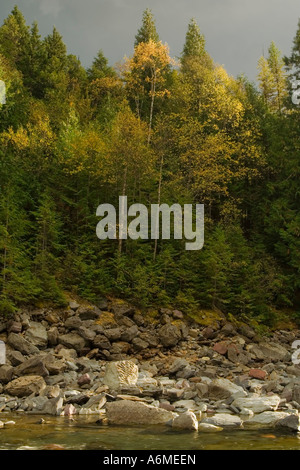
[{"xmin": 1, "ymin": 298, "xmax": 300, "ymax": 433}]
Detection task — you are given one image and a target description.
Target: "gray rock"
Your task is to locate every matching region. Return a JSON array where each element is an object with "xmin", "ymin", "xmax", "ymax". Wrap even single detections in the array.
[
  {"xmin": 158, "ymin": 324, "xmax": 181, "ymax": 348},
  {"xmin": 78, "ymin": 326, "xmax": 96, "ymax": 342},
  {"xmin": 41, "ymin": 396, "xmax": 64, "ymax": 416},
  {"xmin": 58, "ymin": 333, "xmax": 86, "ymax": 352},
  {"xmin": 6, "ymin": 349, "xmax": 25, "ymax": 366},
  {"xmin": 77, "ymin": 306, "xmax": 101, "ymax": 320},
  {"xmin": 7, "ymin": 333, "xmax": 40, "ymax": 355},
  {"xmin": 47, "ymin": 327, "xmax": 59, "ymax": 346},
  {"xmin": 247, "ymin": 342, "xmax": 290, "ymax": 362},
  {"xmin": 275, "ymin": 414, "xmax": 300, "ymax": 432},
  {"xmin": 202, "ymin": 413, "xmax": 243, "ymax": 428},
  {"xmin": 121, "ymin": 325, "xmax": 139, "ymax": 343},
  {"xmin": 64, "ymin": 316, "xmax": 82, "ymax": 330},
  {"xmin": 25, "ymin": 321, "xmax": 48, "ymax": 349},
  {"xmin": 106, "ymin": 399, "xmax": 175, "ymax": 425},
  {"xmin": 198, "ymin": 422, "xmax": 223, "ymax": 432},
  {"xmin": 172, "ymin": 411, "xmax": 198, "ymax": 431},
  {"xmin": 93, "ymin": 334, "xmax": 111, "ymax": 350},
  {"xmin": 247, "ymin": 411, "xmax": 290, "ymax": 426},
  {"xmin": 232, "ymin": 395, "xmax": 281, "ymax": 414},
  {"xmin": 131, "ymin": 337, "xmax": 149, "ymax": 351},
  {"xmin": 207, "ymin": 378, "xmax": 247, "ymax": 400},
  {"xmin": 0, "ymin": 364, "xmax": 14, "ymax": 384},
  {"xmin": 14, "ymin": 356, "xmax": 49, "ymax": 378},
  {"xmin": 104, "ymin": 328, "xmax": 123, "ymax": 342}
]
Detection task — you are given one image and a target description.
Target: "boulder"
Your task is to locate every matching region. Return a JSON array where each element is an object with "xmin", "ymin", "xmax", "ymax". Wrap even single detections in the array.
[
  {"xmin": 14, "ymin": 356, "xmax": 49, "ymax": 378},
  {"xmin": 5, "ymin": 375, "xmax": 46, "ymax": 397},
  {"xmin": 104, "ymin": 328, "xmax": 123, "ymax": 342},
  {"xmin": 247, "ymin": 411, "xmax": 290, "ymax": 427},
  {"xmin": 202, "ymin": 413, "xmax": 243, "ymax": 428},
  {"xmin": 41, "ymin": 396, "xmax": 64, "ymax": 416},
  {"xmin": 25, "ymin": 322, "xmax": 48, "ymax": 349},
  {"xmin": 103, "ymin": 360, "xmax": 139, "ymax": 391},
  {"xmin": 247, "ymin": 342, "xmax": 290, "ymax": 362},
  {"xmin": 106, "ymin": 400, "xmax": 175, "ymax": 425},
  {"xmin": 232, "ymin": 395, "xmax": 281, "ymax": 414},
  {"xmin": 0, "ymin": 364, "xmax": 14, "ymax": 384},
  {"xmin": 93, "ymin": 334, "xmax": 111, "ymax": 350},
  {"xmin": 207, "ymin": 378, "xmax": 247, "ymax": 400},
  {"xmin": 58, "ymin": 333, "xmax": 86, "ymax": 352},
  {"xmin": 6, "ymin": 349, "xmax": 25, "ymax": 366},
  {"xmin": 120, "ymin": 325, "xmax": 139, "ymax": 343},
  {"xmin": 198, "ymin": 422, "xmax": 223, "ymax": 433},
  {"xmin": 275, "ymin": 414, "xmax": 300, "ymax": 432},
  {"xmin": 158, "ymin": 324, "xmax": 181, "ymax": 348},
  {"xmin": 7, "ymin": 333, "xmax": 39, "ymax": 356},
  {"xmin": 172, "ymin": 411, "xmax": 198, "ymax": 431}
]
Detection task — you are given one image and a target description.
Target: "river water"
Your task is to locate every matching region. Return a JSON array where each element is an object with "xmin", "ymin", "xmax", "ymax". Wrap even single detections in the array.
[{"xmin": 1, "ymin": 413, "xmax": 300, "ymax": 450}]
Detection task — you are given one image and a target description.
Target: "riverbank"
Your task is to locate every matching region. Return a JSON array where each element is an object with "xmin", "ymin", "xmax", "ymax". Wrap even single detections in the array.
[{"xmin": 1, "ymin": 298, "xmax": 300, "ymax": 436}]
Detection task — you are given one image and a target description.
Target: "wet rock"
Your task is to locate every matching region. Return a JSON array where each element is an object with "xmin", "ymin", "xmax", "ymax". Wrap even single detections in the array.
[
  {"xmin": 172, "ymin": 411, "xmax": 198, "ymax": 431},
  {"xmin": 5, "ymin": 375, "xmax": 46, "ymax": 397},
  {"xmin": 275, "ymin": 414, "xmax": 300, "ymax": 432},
  {"xmin": 247, "ymin": 411, "xmax": 290, "ymax": 427},
  {"xmin": 83, "ymin": 393, "xmax": 106, "ymax": 411},
  {"xmin": 63, "ymin": 403, "xmax": 77, "ymax": 416},
  {"xmin": 198, "ymin": 422, "xmax": 223, "ymax": 432},
  {"xmin": 202, "ymin": 413, "xmax": 243, "ymax": 428},
  {"xmin": 106, "ymin": 400, "xmax": 175, "ymax": 425}
]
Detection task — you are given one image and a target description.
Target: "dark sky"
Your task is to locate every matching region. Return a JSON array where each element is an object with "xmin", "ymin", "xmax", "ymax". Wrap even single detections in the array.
[{"xmin": 1, "ymin": 0, "xmax": 299, "ymax": 82}]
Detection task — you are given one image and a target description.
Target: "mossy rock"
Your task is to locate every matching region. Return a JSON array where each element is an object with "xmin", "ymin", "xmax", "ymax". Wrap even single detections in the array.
[{"xmin": 187, "ymin": 309, "xmax": 226, "ymax": 328}]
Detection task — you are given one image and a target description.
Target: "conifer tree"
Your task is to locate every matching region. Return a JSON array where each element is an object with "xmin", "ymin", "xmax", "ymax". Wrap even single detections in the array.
[{"xmin": 134, "ymin": 8, "xmax": 159, "ymax": 46}]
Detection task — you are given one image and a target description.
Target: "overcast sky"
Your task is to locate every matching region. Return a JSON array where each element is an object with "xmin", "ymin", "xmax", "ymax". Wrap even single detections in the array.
[{"xmin": 0, "ymin": 0, "xmax": 299, "ymax": 82}]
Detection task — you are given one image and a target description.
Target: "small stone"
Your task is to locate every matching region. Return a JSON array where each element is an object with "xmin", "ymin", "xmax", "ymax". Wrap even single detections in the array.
[
  {"xmin": 78, "ymin": 373, "xmax": 91, "ymax": 386},
  {"xmin": 249, "ymin": 369, "xmax": 267, "ymax": 380},
  {"xmin": 172, "ymin": 411, "xmax": 198, "ymax": 431},
  {"xmin": 213, "ymin": 342, "xmax": 228, "ymax": 355}
]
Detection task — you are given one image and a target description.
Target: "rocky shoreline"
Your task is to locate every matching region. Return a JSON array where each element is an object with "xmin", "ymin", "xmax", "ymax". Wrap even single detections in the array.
[{"xmin": 1, "ymin": 298, "xmax": 300, "ymax": 434}]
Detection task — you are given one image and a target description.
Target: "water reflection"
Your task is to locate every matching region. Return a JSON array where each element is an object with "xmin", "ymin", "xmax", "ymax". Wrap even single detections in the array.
[{"xmin": 1, "ymin": 413, "xmax": 300, "ymax": 450}]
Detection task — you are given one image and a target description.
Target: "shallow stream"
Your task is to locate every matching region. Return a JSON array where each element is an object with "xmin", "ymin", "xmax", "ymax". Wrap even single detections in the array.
[{"xmin": 0, "ymin": 413, "xmax": 300, "ymax": 450}]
